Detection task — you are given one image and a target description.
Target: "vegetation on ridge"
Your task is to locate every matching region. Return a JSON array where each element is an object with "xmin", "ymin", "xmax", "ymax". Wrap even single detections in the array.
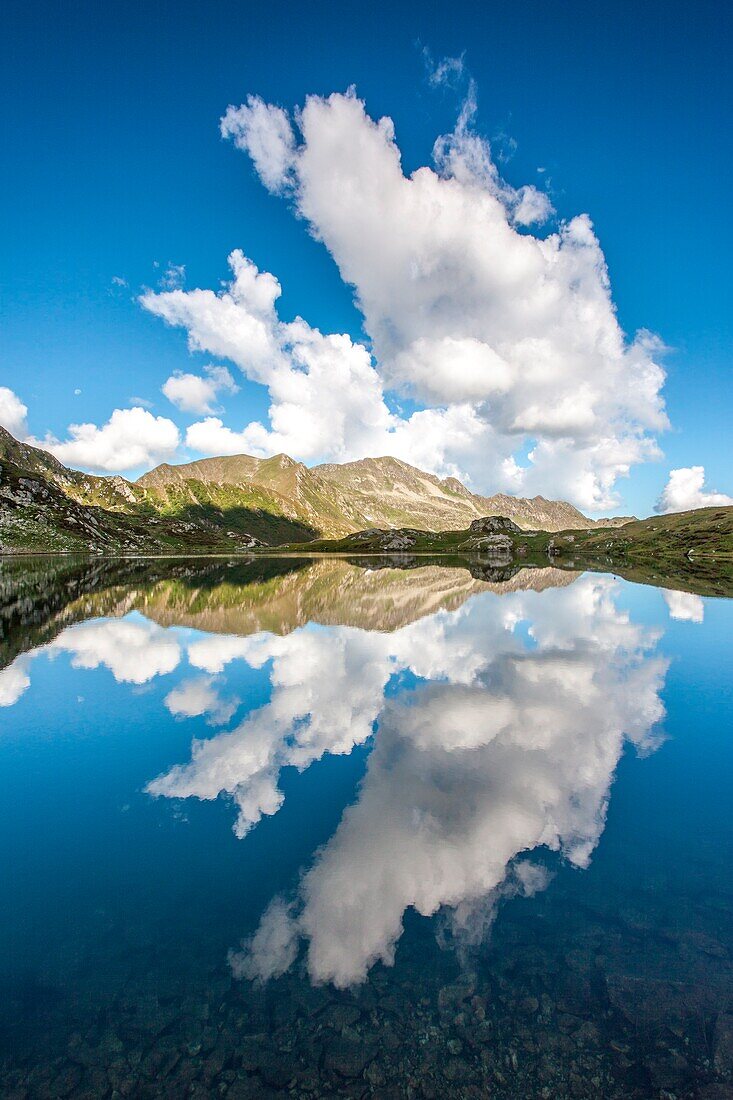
[
  {"xmin": 2, "ymin": 425, "xmax": 731, "ymax": 600},
  {"xmin": 0, "ymin": 425, "xmax": 627, "ymax": 553},
  {"xmin": 273, "ymin": 509, "xmax": 733, "ymax": 598}
]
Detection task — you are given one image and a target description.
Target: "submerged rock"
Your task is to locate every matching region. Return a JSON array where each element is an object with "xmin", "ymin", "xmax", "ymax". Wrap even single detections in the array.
[
  {"xmin": 323, "ymin": 1035, "xmax": 378, "ymax": 1077},
  {"xmin": 714, "ymin": 1013, "xmax": 733, "ymax": 1075}
]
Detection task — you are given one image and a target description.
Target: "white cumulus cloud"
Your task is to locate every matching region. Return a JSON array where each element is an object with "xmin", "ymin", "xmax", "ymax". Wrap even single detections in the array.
[
  {"xmin": 142, "ymin": 250, "xmax": 480, "ymax": 470},
  {"xmin": 0, "ymin": 387, "xmax": 29, "ymax": 438},
  {"xmin": 657, "ymin": 466, "xmax": 733, "ymax": 514},
  {"xmin": 164, "ymin": 676, "xmax": 239, "ymax": 726},
  {"xmin": 30, "ymin": 407, "xmax": 180, "ymax": 473},
  {"xmin": 663, "ymin": 590, "xmax": 704, "ymax": 623},
  {"xmin": 227, "ymin": 575, "xmax": 667, "ymax": 987},
  {"xmin": 162, "ymin": 365, "xmax": 238, "ymax": 415},
  {"xmin": 141, "ymin": 85, "xmax": 669, "ymax": 512},
  {"xmin": 51, "ymin": 618, "xmax": 181, "ymax": 684}
]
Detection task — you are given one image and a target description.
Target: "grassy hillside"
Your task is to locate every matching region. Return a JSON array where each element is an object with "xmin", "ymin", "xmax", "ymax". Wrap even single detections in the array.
[
  {"xmin": 549, "ymin": 506, "xmax": 733, "ymax": 562},
  {"xmin": 278, "ymin": 508, "xmax": 732, "ymax": 558},
  {"xmin": 546, "ymin": 507, "xmax": 733, "ymax": 597},
  {"xmin": 1, "ymin": 426, "xmax": 629, "ymax": 550},
  {"xmin": 139, "ymin": 450, "xmax": 616, "ymax": 535},
  {"xmin": 3, "ymin": 425, "xmax": 728, "ymax": 585},
  {"xmin": 272, "ymin": 509, "xmax": 733, "ymax": 597},
  {"xmin": 0, "ymin": 455, "xmax": 271, "ymax": 554}
]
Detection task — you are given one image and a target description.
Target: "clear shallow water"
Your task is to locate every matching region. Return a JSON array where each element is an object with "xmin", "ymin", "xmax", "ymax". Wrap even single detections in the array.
[{"xmin": 0, "ymin": 557, "xmax": 731, "ymax": 1099}]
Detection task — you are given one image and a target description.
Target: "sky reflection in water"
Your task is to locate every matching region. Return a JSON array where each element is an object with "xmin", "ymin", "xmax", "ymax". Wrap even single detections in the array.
[
  {"xmin": 2, "ymin": 557, "xmax": 732, "ymax": 1096},
  {"xmin": 1, "ymin": 560, "xmax": 674, "ymax": 990}
]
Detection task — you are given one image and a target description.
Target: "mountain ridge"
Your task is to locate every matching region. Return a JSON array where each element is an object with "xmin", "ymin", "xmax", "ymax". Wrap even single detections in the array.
[
  {"xmin": 0, "ymin": 425, "xmax": 632, "ymax": 552},
  {"xmin": 138, "ymin": 449, "xmax": 633, "ymax": 534}
]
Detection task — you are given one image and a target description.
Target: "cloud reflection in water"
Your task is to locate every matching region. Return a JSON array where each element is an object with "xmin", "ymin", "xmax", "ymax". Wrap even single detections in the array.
[
  {"xmin": 145, "ymin": 571, "xmax": 669, "ymax": 987},
  {"xmin": 0, "ymin": 562, "xmax": 670, "ymax": 989}
]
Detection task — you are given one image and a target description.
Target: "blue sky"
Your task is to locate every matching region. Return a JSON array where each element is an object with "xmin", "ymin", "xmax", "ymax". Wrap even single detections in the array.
[{"xmin": 1, "ymin": 0, "xmax": 731, "ymax": 517}]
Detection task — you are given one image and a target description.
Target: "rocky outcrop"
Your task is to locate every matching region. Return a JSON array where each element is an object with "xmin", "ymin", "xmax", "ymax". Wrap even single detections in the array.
[
  {"xmin": 463, "ymin": 533, "xmax": 514, "ymax": 554},
  {"xmin": 468, "ymin": 516, "xmax": 522, "ymax": 535},
  {"xmin": 454, "ymin": 517, "xmax": 520, "ymax": 556},
  {"xmin": 346, "ymin": 528, "xmax": 433, "ymax": 551}
]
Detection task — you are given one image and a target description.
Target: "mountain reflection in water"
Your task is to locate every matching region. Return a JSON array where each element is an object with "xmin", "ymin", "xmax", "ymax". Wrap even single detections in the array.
[
  {"xmin": 2, "ymin": 559, "xmax": 666, "ymax": 982},
  {"xmin": 0, "ymin": 556, "xmax": 730, "ymax": 1099}
]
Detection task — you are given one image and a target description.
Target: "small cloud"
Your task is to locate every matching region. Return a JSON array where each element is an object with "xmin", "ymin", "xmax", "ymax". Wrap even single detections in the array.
[
  {"xmin": 220, "ymin": 98, "xmax": 297, "ymax": 196},
  {"xmin": 164, "ymin": 676, "xmax": 239, "ymax": 726},
  {"xmin": 74, "ymin": 388, "xmax": 82, "ymax": 396},
  {"xmin": 109, "ymin": 275, "xmax": 130, "ymax": 298},
  {"xmin": 656, "ymin": 466, "xmax": 733, "ymax": 514},
  {"xmin": 422, "ymin": 47, "xmax": 466, "ymax": 89},
  {"xmin": 0, "ymin": 656, "xmax": 32, "ymax": 708},
  {"xmin": 162, "ymin": 365, "xmax": 239, "ymax": 415},
  {"xmin": 129, "ymin": 395, "xmax": 154, "ymax": 409},
  {"xmin": 229, "ymin": 896, "xmax": 299, "ymax": 982},
  {"xmin": 663, "ymin": 590, "xmax": 704, "ymax": 623},
  {"xmin": 158, "ymin": 263, "xmax": 186, "ymax": 291},
  {"xmin": 512, "ymin": 185, "xmax": 553, "ymax": 227},
  {"xmin": 493, "ymin": 131, "xmax": 518, "ymax": 165}
]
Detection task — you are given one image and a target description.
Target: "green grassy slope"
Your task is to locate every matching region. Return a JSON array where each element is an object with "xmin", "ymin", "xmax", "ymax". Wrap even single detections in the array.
[
  {"xmin": 546, "ymin": 507, "xmax": 733, "ymax": 597},
  {"xmin": 550, "ymin": 507, "xmax": 733, "ymax": 562},
  {"xmin": 0, "ymin": 427, "xmax": 319, "ymax": 549},
  {"xmin": 0, "ymin": 456, "xmax": 273, "ymax": 554},
  {"xmin": 271, "ymin": 508, "xmax": 733, "ymax": 597},
  {"xmin": 0, "ymin": 426, "xmax": 622, "ymax": 549},
  {"xmin": 277, "ymin": 508, "xmax": 732, "ymax": 559}
]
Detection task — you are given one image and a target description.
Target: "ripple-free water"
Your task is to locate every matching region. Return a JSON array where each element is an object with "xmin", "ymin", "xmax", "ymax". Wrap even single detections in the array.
[{"xmin": 0, "ymin": 558, "xmax": 731, "ymax": 1098}]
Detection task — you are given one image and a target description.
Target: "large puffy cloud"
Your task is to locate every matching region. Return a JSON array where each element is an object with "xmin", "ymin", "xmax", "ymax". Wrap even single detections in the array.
[
  {"xmin": 142, "ymin": 250, "xmax": 481, "ymax": 471},
  {"xmin": 209, "ymin": 88, "xmax": 669, "ymax": 511},
  {"xmin": 128, "ymin": 567, "xmax": 667, "ymax": 989},
  {"xmin": 161, "ymin": 365, "xmax": 238, "ymax": 415},
  {"xmin": 30, "ymin": 407, "xmax": 180, "ymax": 473},
  {"xmin": 0, "ymin": 387, "xmax": 28, "ymax": 437},
  {"xmin": 656, "ymin": 466, "xmax": 733, "ymax": 514}
]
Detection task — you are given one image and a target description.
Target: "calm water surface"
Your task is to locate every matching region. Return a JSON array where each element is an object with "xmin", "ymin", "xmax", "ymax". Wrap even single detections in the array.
[{"xmin": 0, "ymin": 557, "xmax": 731, "ymax": 1099}]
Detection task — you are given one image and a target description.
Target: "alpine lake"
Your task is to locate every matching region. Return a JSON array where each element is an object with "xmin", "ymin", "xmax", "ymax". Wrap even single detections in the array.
[{"xmin": 0, "ymin": 554, "xmax": 731, "ymax": 1100}]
